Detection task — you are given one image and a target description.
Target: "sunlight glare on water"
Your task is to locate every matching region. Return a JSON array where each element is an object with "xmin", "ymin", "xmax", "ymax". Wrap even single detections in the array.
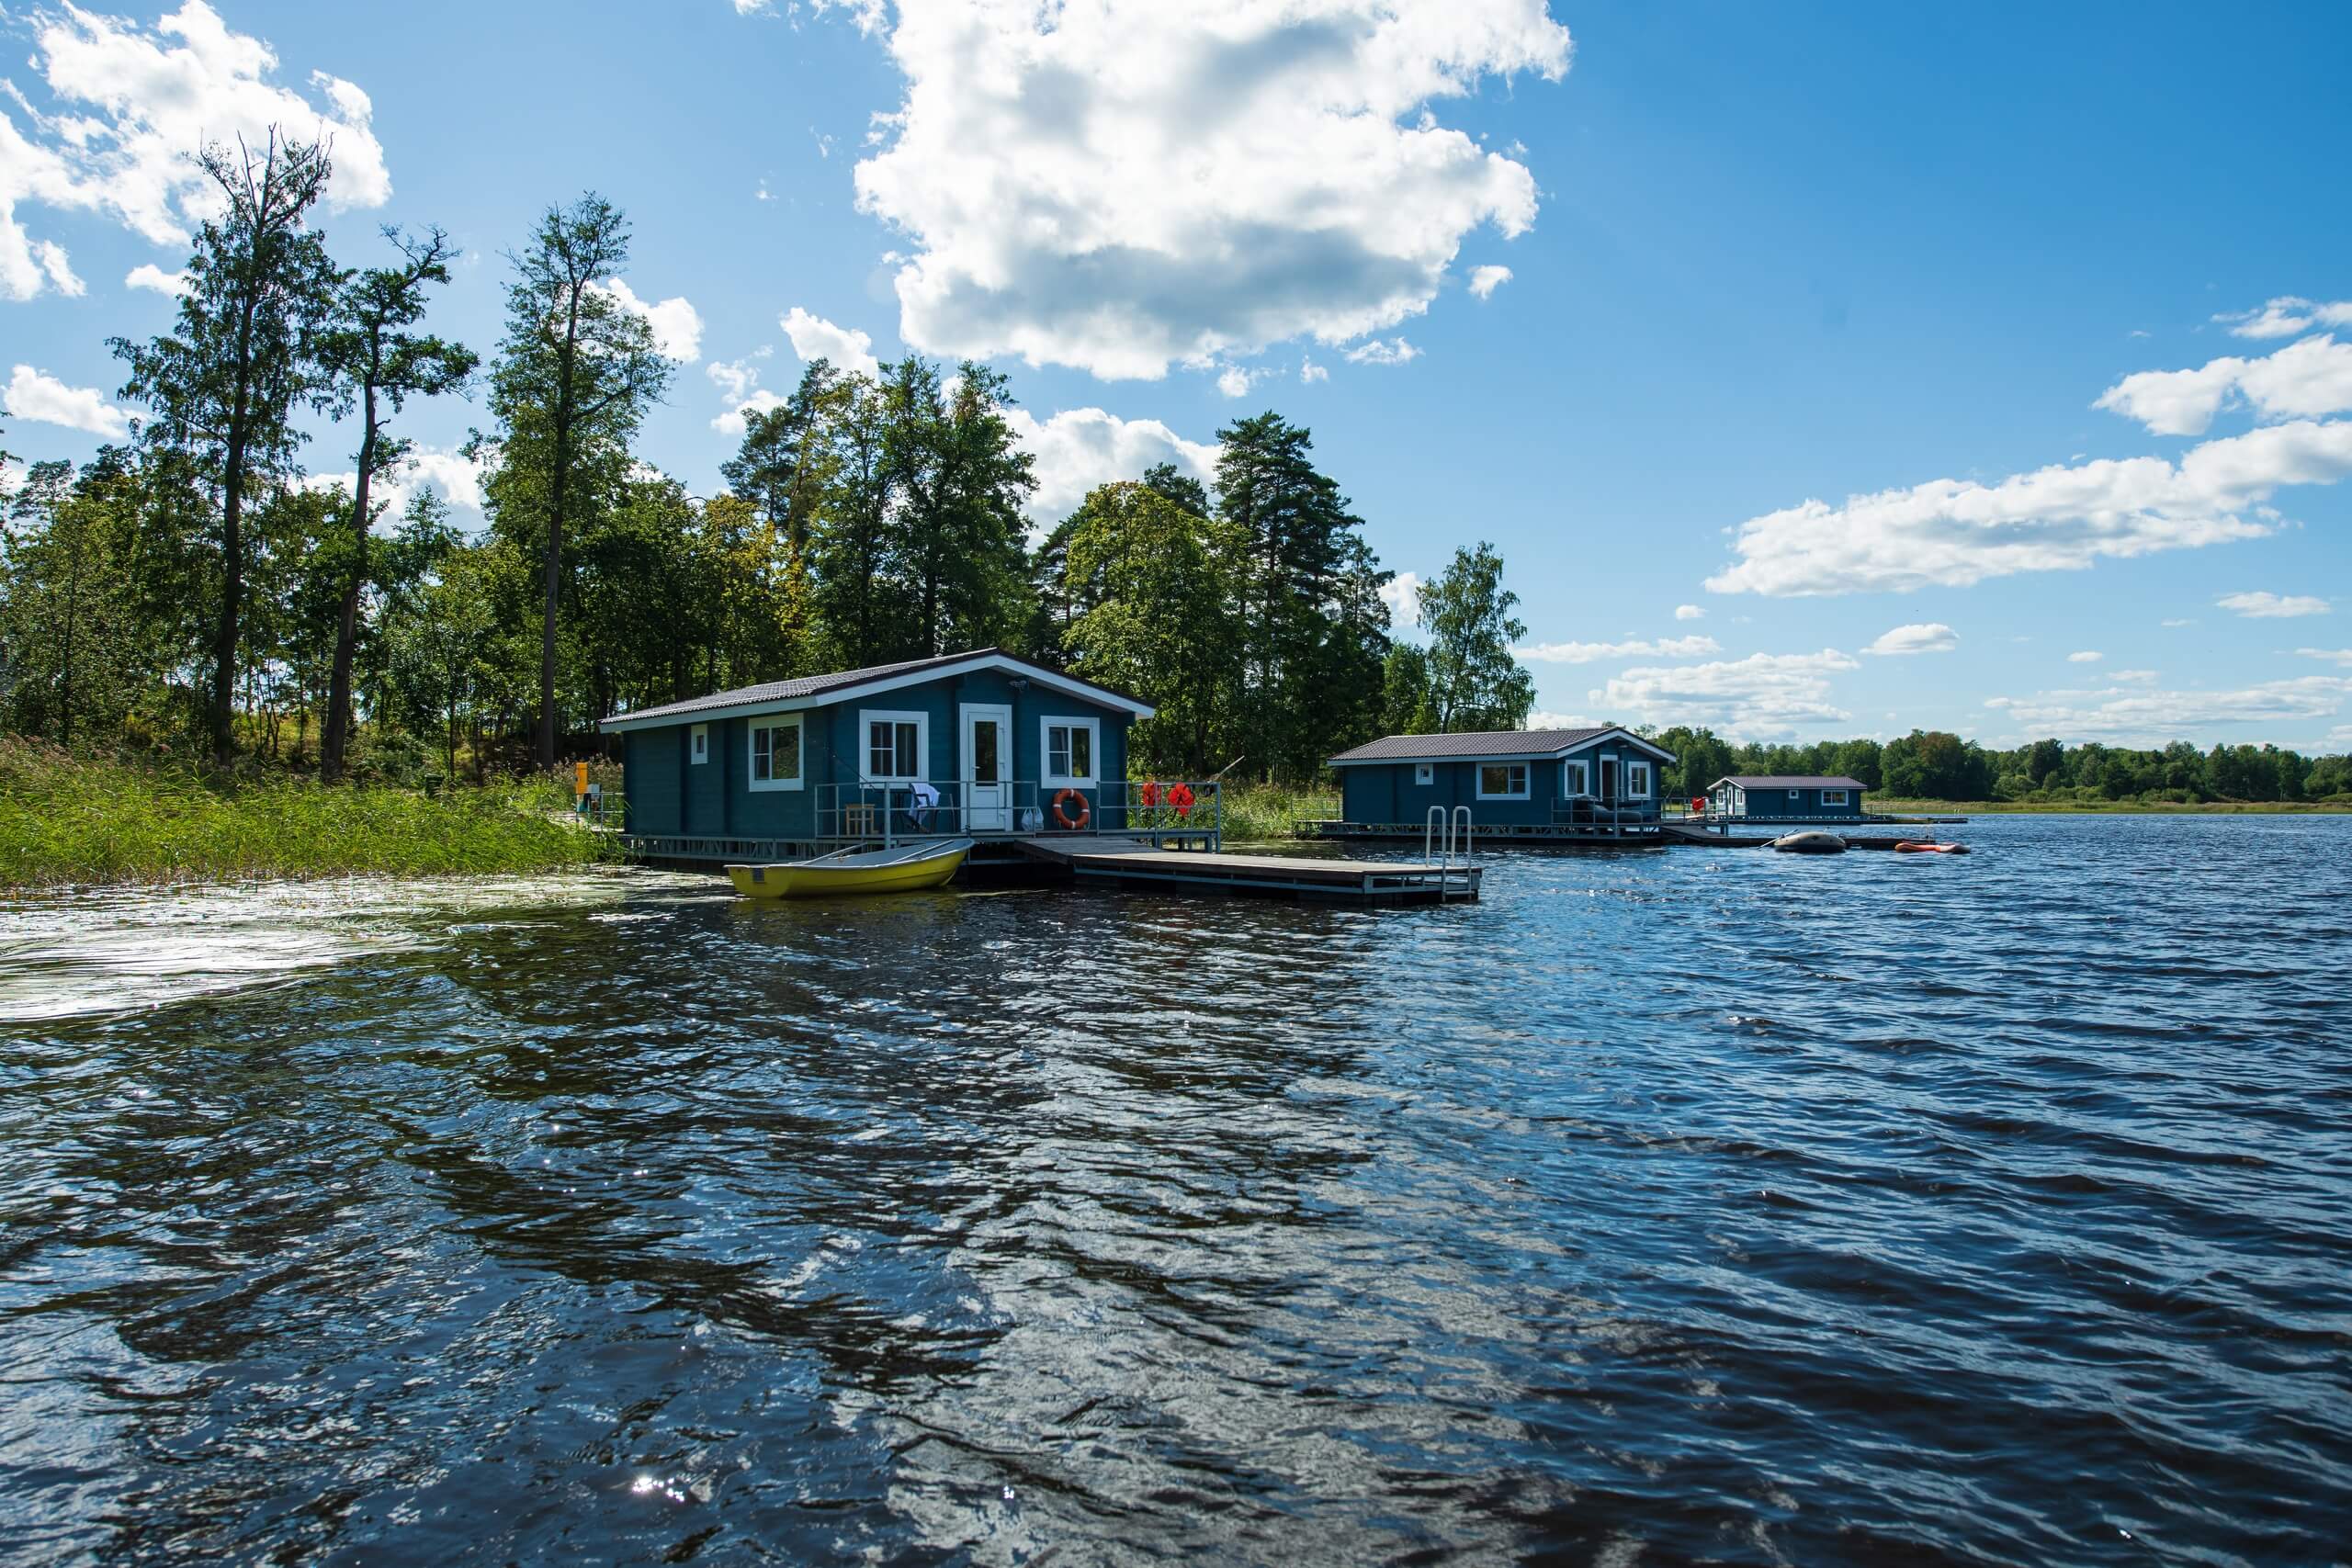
[{"xmin": 1, "ymin": 817, "xmax": 2347, "ymax": 1562}]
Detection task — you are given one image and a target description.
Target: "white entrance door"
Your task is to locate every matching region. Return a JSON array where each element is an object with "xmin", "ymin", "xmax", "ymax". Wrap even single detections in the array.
[{"xmin": 960, "ymin": 703, "xmax": 1013, "ymax": 831}]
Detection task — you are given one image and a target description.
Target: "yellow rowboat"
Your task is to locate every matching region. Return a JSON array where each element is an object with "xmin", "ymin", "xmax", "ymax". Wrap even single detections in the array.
[{"xmin": 727, "ymin": 838, "xmax": 972, "ymax": 900}]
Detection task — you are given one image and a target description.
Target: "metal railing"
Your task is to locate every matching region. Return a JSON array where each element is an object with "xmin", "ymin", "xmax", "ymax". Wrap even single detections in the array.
[
  {"xmin": 1425, "ymin": 805, "xmax": 1476, "ymax": 897},
  {"xmin": 812, "ymin": 777, "xmax": 1224, "ymax": 850}
]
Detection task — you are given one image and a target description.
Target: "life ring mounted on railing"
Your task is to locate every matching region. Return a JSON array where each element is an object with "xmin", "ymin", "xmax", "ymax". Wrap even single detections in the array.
[
  {"xmin": 1166, "ymin": 782, "xmax": 1196, "ymax": 819},
  {"xmin": 1052, "ymin": 787, "xmax": 1091, "ymax": 830}
]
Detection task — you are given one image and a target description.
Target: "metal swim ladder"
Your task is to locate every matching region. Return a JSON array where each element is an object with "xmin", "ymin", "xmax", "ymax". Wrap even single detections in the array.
[{"xmin": 1423, "ymin": 806, "xmax": 1476, "ymax": 900}]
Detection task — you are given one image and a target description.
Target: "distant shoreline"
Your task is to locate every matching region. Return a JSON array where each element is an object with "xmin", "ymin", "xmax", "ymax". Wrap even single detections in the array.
[{"xmin": 1858, "ymin": 798, "xmax": 2352, "ymax": 816}]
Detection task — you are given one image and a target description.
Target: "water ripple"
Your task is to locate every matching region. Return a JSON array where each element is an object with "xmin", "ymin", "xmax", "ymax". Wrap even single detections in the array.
[{"xmin": 2, "ymin": 816, "xmax": 2348, "ymax": 1562}]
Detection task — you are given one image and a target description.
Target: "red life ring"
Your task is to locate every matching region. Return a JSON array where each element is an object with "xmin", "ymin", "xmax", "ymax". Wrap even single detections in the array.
[
  {"xmin": 1052, "ymin": 788, "xmax": 1091, "ymax": 830},
  {"xmin": 1166, "ymin": 782, "xmax": 1195, "ymax": 818},
  {"xmin": 1139, "ymin": 780, "xmax": 1160, "ymax": 807}
]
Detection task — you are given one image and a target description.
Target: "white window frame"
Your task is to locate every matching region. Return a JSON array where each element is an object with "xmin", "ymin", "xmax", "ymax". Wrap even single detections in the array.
[
  {"xmin": 747, "ymin": 715, "xmax": 804, "ymax": 792},
  {"xmin": 1414, "ymin": 761, "xmax": 1433, "ymax": 786},
  {"xmin": 1476, "ymin": 761, "xmax": 1531, "ymax": 800},
  {"xmin": 690, "ymin": 723, "xmax": 709, "ymax": 764},
  {"xmin": 1564, "ymin": 759, "xmax": 1589, "ymax": 797},
  {"xmin": 1042, "ymin": 716, "xmax": 1101, "ymax": 787},
  {"xmin": 1628, "ymin": 761, "xmax": 1651, "ymax": 797},
  {"xmin": 860, "ymin": 708, "xmax": 928, "ymax": 784},
  {"xmin": 1820, "ymin": 787, "xmax": 1849, "ymax": 807}
]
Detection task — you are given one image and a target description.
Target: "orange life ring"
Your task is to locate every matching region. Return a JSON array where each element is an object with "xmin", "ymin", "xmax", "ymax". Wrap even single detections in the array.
[
  {"xmin": 1166, "ymin": 782, "xmax": 1195, "ymax": 818},
  {"xmin": 1052, "ymin": 787, "xmax": 1091, "ymax": 830}
]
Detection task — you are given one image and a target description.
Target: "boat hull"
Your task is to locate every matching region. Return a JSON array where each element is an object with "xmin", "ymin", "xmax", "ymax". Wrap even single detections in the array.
[{"xmin": 728, "ymin": 846, "xmax": 969, "ymax": 899}]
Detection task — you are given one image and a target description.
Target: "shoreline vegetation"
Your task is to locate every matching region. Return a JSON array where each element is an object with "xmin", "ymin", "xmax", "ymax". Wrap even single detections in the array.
[
  {"xmin": 1860, "ymin": 795, "xmax": 2352, "ymax": 815},
  {"xmin": 0, "ymin": 742, "xmax": 614, "ymax": 890},
  {"xmin": 12, "ymin": 750, "xmax": 2351, "ymax": 892}
]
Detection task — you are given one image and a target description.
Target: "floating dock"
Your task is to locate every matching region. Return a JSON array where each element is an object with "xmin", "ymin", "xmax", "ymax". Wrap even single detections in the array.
[
  {"xmin": 1008, "ymin": 838, "xmax": 1478, "ymax": 905},
  {"xmin": 1302, "ymin": 812, "xmax": 1965, "ymax": 852},
  {"xmin": 620, "ymin": 829, "xmax": 1480, "ymax": 906}
]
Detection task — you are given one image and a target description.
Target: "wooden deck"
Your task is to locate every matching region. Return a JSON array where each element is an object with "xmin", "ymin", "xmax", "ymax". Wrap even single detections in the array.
[{"xmin": 1012, "ymin": 839, "xmax": 1479, "ymax": 905}]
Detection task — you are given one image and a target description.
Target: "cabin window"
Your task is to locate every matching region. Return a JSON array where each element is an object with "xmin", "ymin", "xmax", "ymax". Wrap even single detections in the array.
[
  {"xmin": 748, "ymin": 716, "xmax": 803, "ymax": 791},
  {"xmin": 1415, "ymin": 762, "xmax": 1433, "ymax": 786},
  {"xmin": 1564, "ymin": 760, "xmax": 1589, "ymax": 796},
  {"xmin": 863, "ymin": 710, "xmax": 926, "ymax": 782},
  {"xmin": 1628, "ymin": 761, "xmax": 1651, "ymax": 796},
  {"xmin": 1476, "ymin": 762, "xmax": 1530, "ymax": 799},
  {"xmin": 1821, "ymin": 788, "xmax": 1848, "ymax": 806},
  {"xmin": 690, "ymin": 723, "xmax": 709, "ymax": 764},
  {"xmin": 1043, "ymin": 717, "xmax": 1099, "ymax": 786}
]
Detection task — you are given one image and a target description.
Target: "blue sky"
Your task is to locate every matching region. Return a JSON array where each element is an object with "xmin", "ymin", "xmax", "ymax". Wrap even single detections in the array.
[{"xmin": 5, "ymin": 1, "xmax": 2348, "ymax": 749}]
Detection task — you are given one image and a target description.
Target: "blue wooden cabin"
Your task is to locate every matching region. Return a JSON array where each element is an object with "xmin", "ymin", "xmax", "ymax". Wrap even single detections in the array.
[
  {"xmin": 1707, "ymin": 775, "xmax": 1866, "ymax": 819},
  {"xmin": 1328, "ymin": 728, "xmax": 1678, "ymax": 833},
  {"xmin": 601, "ymin": 648, "xmax": 1156, "ymax": 858}
]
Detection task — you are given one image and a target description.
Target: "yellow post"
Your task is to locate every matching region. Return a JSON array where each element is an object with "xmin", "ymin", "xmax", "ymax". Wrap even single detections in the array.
[{"xmin": 574, "ymin": 760, "xmax": 590, "ymax": 798}]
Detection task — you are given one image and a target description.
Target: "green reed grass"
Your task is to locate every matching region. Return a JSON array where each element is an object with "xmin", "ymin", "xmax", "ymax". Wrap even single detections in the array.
[
  {"xmin": 0, "ymin": 739, "xmax": 617, "ymax": 889},
  {"xmin": 1213, "ymin": 783, "xmax": 1342, "ymax": 842}
]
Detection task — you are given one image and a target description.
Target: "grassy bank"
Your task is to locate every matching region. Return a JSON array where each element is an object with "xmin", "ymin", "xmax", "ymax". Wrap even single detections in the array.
[
  {"xmin": 1215, "ymin": 783, "xmax": 1340, "ymax": 841},
  {"xmin": 1863, "ymin": 795, "xmax": 2352, "ymax": 815},
  {"xmin": 0, "ymin": 739, "xmax": 618, "ymax": 889}
]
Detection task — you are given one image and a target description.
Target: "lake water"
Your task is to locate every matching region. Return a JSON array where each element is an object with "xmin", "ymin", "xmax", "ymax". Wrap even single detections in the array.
[{"xmin": 4, "ymin": 816, "xmax": 2347, "ymax": 1563}]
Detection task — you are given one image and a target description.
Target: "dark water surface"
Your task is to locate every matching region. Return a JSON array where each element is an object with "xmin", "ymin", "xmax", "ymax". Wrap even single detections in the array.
[{"xmin": 4, "ymin": 816, "xmax": 2348, "ymax": 1564}]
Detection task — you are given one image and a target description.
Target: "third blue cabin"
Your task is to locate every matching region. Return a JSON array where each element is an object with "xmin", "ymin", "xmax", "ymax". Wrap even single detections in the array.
[
  {"xmin": 1707, "ymin": 775, "xmax": 1867, "ymax": 819},
  {"xmin": 602, "ymin": 647, "xmax": 1155, "ymax": 856},
  {"xmin": 1328, "ymin": 728, "xmax": 1679, "ymax": 829}
]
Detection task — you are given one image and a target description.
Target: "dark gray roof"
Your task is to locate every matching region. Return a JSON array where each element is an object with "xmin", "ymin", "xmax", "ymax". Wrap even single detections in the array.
[
  {"xmin": 1330, "ymin": 728, "xmax": 1621, "ymax": 764},
  {"xmin": 601, "ymin": 648, "xmax": 1147, "ymax": 728},
  {"xmin": 1714, "ymin": 775, "xmax": 1866, "ymax": 790}
]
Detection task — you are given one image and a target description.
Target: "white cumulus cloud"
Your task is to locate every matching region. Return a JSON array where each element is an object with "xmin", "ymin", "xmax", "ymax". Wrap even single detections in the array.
[
  {"xmin": 1985, "ymin": 676, "xmax": 2352, "ymax": 745},
  {"xmin": 588, "ymin": 277, "xmax": 703, "ymax": 362},
  {"xmin": 1380, "ymin": 570, "xmax": 1423, "ymax": 629},
  {"xmin": 1004, "ymin": 405, "xmax": 1219, "ymax": 525},
  {"xmin": 303, "ymin": 445, "xmax": 488, "ymax": 523},
  {"xmin": 2213, "ymin": 297, "xmax": 2352, "ymax": 340},
  {"xmin": 1468, "ymin": 264, "xmax": 1512, "ymax": 299},
  {"xmin": 707, "ymin": 355, "xmax": 761, "ymax": 403},
  {"xmin": 4, "ymin": 363, "xmax": 130, "ymax": 438},
  {"xmin": 1586, "ymin": 649, "xmax": 1860, "ymax": 735},
  {"xmin": 842, "ymin": 1, "xmax": 1569, "ymax": 379},
  {"xmin": 2216, "ymin": 590, "xmax": 2330, "ymax": 618},
  {"xmin": 2296, "ymin": 648, "xmax": 2352, "ymax": 666},
  {"xmin": 1344, "ymin": 337, "xmax": 1421, "ymax": 367},
  {"xmin": 1299, "ymin": 357, "xmax": 1328, "ymax": 385},
  {"xmin": 780, "ymin": 306, "xmax": 881, "ymax": 379},
  {"xmin": 123, "ymin": 263, "xmax": 189, "ymax": 296},
  {"xmin": 1673, "ymin": 604, "xmax": 1704, "ymax": 621},
  {"xmin": 0, "ymin": 2, "xmax": 390, "ymax": 302},
  {"xmin": 1861, "ymin": 622, "xmax": 1958, "ymax": 656},
  {"xmin": 1517, "ymin": 633, "xmax": 1722, "ymax": 664},
  {"xmin": 1707, "ymin": 418, "xmax": 2352, "ymax": 597},
  {"xmin": 2095, "ymin": 333, "xmax": 2352, "ymax": 436}
]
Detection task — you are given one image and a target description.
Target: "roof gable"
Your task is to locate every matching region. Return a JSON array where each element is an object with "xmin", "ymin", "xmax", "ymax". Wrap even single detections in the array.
[
  {"xmin": 1328, "ymin": 727, "xmax": 1676, "ymax": 766},
  {"xmin": 599, "ymin": 648, "xmax": 1154, "ymax": 732},
  {"xmin": 1712, "ymin": 775, "xmax": 1866, "ymax": 790}
]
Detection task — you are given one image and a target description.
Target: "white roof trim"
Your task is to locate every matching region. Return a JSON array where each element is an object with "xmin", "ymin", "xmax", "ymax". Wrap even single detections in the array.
[{"xmin": 601, "ymin": 652, "xmax": 1155, "ymax": 732}]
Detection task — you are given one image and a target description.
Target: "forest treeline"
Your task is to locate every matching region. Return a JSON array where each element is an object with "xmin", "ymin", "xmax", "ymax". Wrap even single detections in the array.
[
  {"xmin": 1651, "ymin": 728, "xmax": 2352, "ymax": 806},
  {"xmin": 0, "ymin": 133, "xmax": 1545, "ymax": 786},
  {"xmin": 2, "ymin": 131, "xmax": 2344, "ymax": 802}
]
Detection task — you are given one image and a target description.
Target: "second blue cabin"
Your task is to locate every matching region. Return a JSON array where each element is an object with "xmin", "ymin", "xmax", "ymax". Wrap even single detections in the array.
[
  {"xmin": 1328, "ymin": 727, "xmax": 1679, "ymax": 830},
  {"xmin": 602, "ymin": 648, "xmax": 1156, "ymax": 856},
  {"xmin": 1708, "ymin": 775, "xmax": 1867, "ymax": 819}
]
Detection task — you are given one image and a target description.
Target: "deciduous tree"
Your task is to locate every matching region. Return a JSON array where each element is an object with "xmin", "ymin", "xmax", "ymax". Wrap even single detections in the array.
[
  {"xmin": 315, "ymin": 227, "xmax": 476, "ymax": 780},
  {"xmin": 112, "ymin": 131, "xmax": 339, "ymax": 762}
]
